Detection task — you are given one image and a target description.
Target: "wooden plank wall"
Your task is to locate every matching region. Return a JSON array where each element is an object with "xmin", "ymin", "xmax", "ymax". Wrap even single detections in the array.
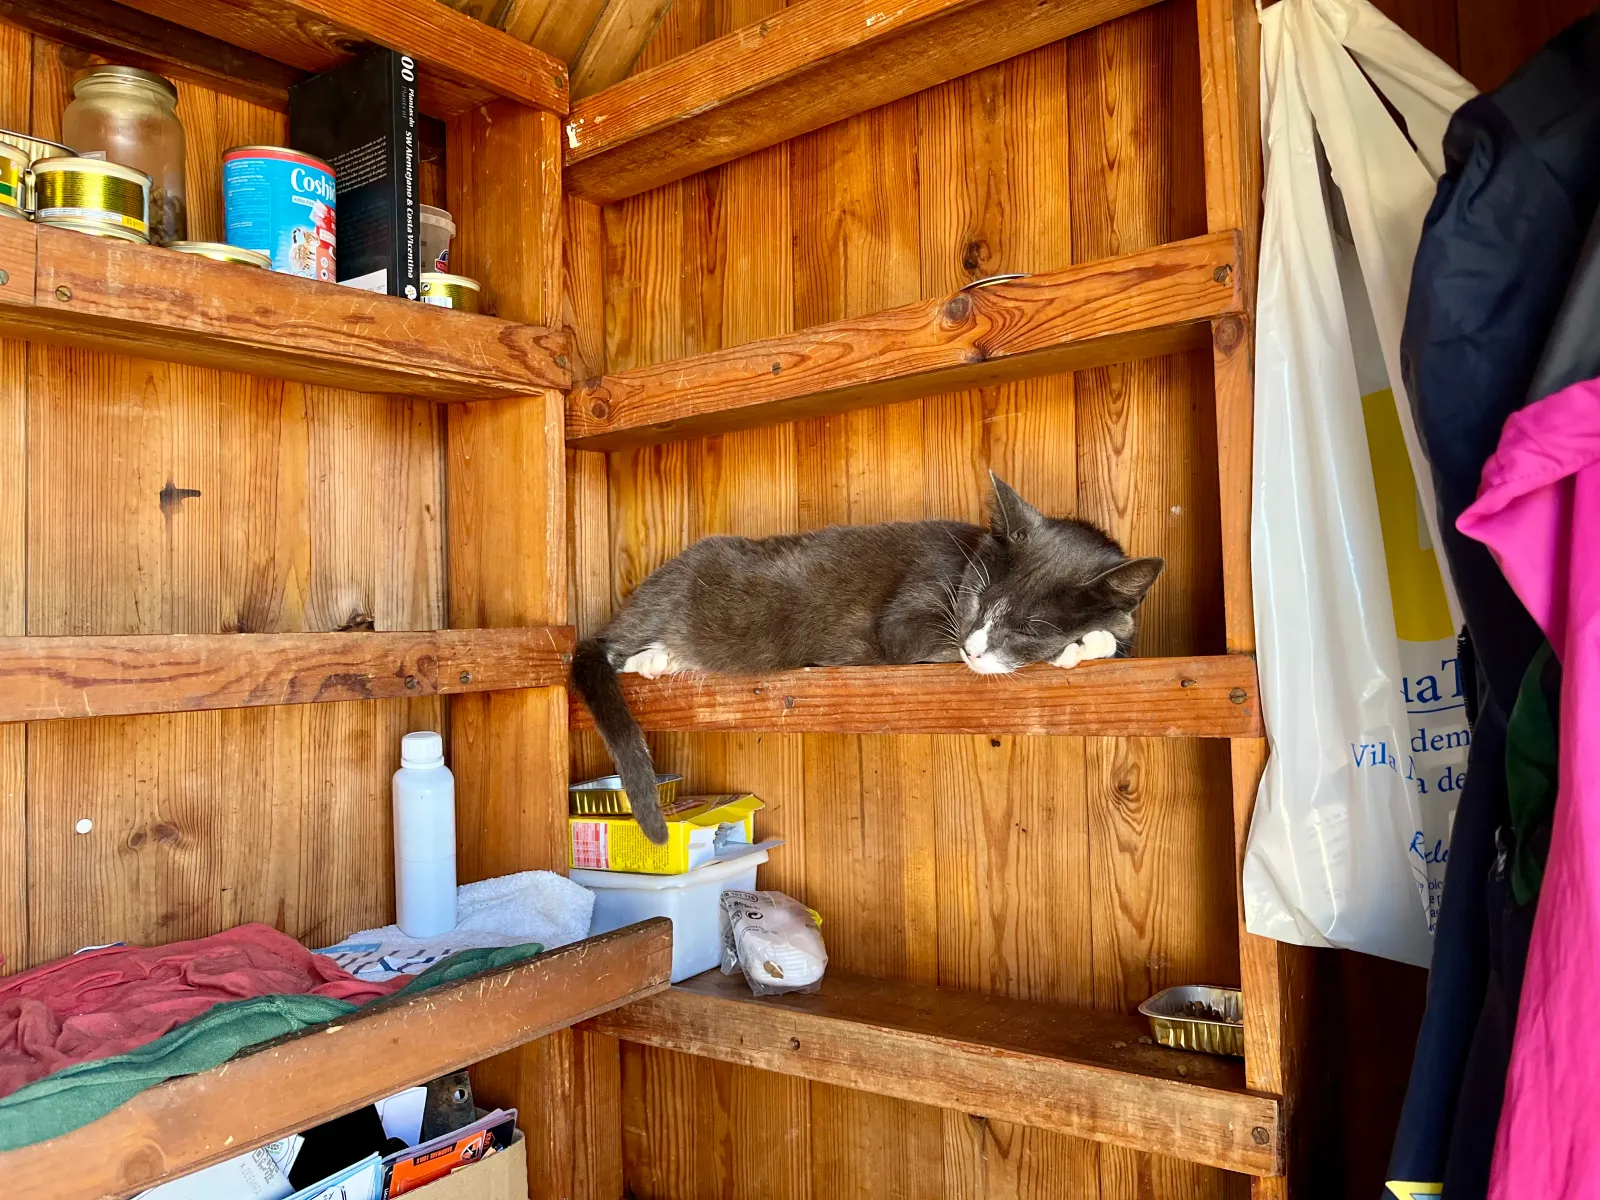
[
  {"xmin": 566, "ymin": 2, "xmax": 1246, "ymax": 1196},
  {"xmin": 0, "ymin": 25, "xmax": 453, "ymax": 976},
  {"xmin": 1373, "ymin": 0, "xmax": 1596, "ymax": 91}
]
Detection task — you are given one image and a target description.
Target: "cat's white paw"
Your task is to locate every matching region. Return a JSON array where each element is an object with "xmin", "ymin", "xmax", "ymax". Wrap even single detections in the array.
[
  {"xmin": 1053, "ymin": 641, "xmax": 1085, "ymax": 669},
  {"xmin": 620, "ymin": 643, "xmax": 677, "ymax": 679},
  {"xmin": 1080, "ymin": 629, "xmax": 1118, "ymax": 660}
]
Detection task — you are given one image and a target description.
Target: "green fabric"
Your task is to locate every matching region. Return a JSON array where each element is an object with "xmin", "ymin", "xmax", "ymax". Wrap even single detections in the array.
[
  {"xmin": 0, "ymin": 942, "xmax": 545, "ymax": 1151},
  {"xmin": 1506, "ymin": 641, "xmax": 1561, "ymax": 906}
]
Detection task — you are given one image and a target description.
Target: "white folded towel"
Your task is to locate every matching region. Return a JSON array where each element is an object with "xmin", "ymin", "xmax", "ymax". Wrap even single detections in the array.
[{"xmin": 320, "ymin": 870, "xmax": 595, "ymax": 981}]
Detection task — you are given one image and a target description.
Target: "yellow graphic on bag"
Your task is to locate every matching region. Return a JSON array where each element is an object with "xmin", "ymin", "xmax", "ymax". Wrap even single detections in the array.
[
  {"xmin": 1360, "ymin": 387, "xmax": 1469, "ymax": 934},
  {"xmin": 1384, "ymin": 1182, "xmax": 1441, "ymax": 1199},
  {"xmin": 1361, "ymin": 389, "xmax": 1453, "ymax": 642}
]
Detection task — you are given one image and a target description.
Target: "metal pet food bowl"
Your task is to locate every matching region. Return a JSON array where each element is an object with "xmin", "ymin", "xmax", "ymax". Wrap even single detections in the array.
[
  {"xmin": 569, "ymin": 772, "xmax": 682, "ymax": 815},
  {"xmin": 1138, "ymin": 984, "xmax": 1245, "ymax": 1058}
]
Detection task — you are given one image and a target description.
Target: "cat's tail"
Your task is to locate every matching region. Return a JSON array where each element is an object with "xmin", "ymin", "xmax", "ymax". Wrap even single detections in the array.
[{"xmin": 570, "ymin": 638, "xmax": 669, "ymax": 844}]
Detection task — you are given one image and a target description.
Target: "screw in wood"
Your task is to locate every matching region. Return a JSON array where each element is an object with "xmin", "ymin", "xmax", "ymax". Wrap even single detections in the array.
[
  {"xmin": 1180, "ymin": 678, "xmax": 1197, "ymax": 688},
  {"xmin": 556, "ymin": 354, "xmax": 569, "ymax": 368},
  {"xmin": 771, "ymin": 361, "xmax": 782, "ymax": 374},
  {"xmin": 553, "ymin": 71, "xmax": 565, "ymax": 87},
  {"xmin": 759, "ymin": 21, "xmax": 770, "ymax": 34},
  {"xmin": 1251, "ymin": 1127, "xmax": 1271, "ymax": 1145},
  {"xmin": 405, "ymin": 675, "xmax": 419, "ymax": 689},
  {"xmin": 459, "ymin": 671, "xmax": 472, "ymax": 684},
  {"xmin": 788, "ymin": 1037, "xmax": 801, "ymax": 1050},
  {"xmin": 1213, "ymin": 264, "xmax": 1233, "ymax": 284},
  {"xmin": 54, "ymin": 285, "xmax": 71, "ymax": 302},
  {"xmin": 560, "ymin": 651, "xmax": 573, "ymax": 664},
  {"xmin": 783, "ymin": 695, "xmax": 796, "ymax": 709},
  {"xmin": 1229, "ymin": 688, "xmax": 1248, "ymax": 704},
  {"xmin": 0, "ymin": 269, "xmax": 8, "ymax": 286}
]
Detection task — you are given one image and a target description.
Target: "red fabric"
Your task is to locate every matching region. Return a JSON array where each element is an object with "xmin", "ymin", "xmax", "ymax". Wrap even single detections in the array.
[{"xmin": 0, "ymin": 923, "xmax": 403, "ymax": 1098}]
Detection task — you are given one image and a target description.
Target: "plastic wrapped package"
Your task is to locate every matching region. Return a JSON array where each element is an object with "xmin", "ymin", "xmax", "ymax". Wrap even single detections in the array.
[{"xmin": 719, "ymin": 891, "xmax": 827, "ymax": 996}]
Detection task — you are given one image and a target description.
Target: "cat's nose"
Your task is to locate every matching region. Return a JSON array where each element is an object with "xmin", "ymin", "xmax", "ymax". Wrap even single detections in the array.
[{"xmin": 963, "ymin": 623, "xmax": 990, "ymax": 658}]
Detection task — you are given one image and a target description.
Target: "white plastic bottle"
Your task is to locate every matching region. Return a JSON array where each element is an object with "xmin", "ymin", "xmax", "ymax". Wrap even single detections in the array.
[{"xmin": 392, "ymin": 730, "xmax": 457, "ymax": 937}]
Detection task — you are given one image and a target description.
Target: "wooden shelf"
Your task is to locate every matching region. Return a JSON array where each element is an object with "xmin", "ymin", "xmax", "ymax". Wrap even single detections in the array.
[
  {"xmin": 113, "ymin": 0, "xmax": 569, "ymax": 118},
  {"xmin": 570, "ymin": 653, "xmax": 1260, "ymax": 738},
  {"xmin": 586, "ymin": 968, "xmax": 1281, "ymax": 1176},
  {"xmin": 564, "ymin": 0, "xmax": 1160, "ymax": 203},
  {"xmin": 1, "ymin": 921, "xmax": 673, "ymax": 1200},
  {"xmin": 0, "ymin": 221, "xmax": 571, "ymax": 400},
  {"xmin": 567, "ymin": 233, "xmax": 1240, "ymax": 448},
  {"xmin": 0, "ymin": 626, "xmax": 575, "ymax": 723}
]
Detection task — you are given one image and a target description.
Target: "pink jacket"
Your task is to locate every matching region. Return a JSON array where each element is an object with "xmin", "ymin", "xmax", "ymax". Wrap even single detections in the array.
[{"xmin": 1458, "ymin": 376, "xmax": 1600, "ymax": 1197}]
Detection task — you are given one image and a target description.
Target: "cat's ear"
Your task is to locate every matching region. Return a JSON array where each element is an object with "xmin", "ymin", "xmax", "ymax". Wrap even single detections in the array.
[
  {"xmin": 988, "ymin": 473, "xmax": 1043, "ymax": 541},
  {"xmin": 1091, "ymin": 557, "xmax": 1165, "ymax": 606}
]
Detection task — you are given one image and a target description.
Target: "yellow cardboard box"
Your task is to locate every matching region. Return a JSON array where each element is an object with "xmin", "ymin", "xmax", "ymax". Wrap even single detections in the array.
[{"xmin": 569, "ymin": 793, "xmax": 763, "ymax": 875}]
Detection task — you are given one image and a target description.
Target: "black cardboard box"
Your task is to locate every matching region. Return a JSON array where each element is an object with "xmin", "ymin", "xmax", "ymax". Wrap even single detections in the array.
[{"xmin": 289, "ymin": 49, "xmax": 419, "ymax": 299}]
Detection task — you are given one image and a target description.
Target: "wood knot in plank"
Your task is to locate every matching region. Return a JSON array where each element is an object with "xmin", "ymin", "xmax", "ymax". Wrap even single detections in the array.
[
  {"xmin": 158, "ymin": 481, "xmax": 202, "ymax": 516},
  {"xmin": 1214, "ymin": 315, "xmax": 1245, "ymax": 355},
  {"xmin": 941, "ymin": 293, "xmax": 973, "ymax": 325},
  {"xmin": 118, "ymin": 1142, "xmax": 165, "ymax": 1188}
]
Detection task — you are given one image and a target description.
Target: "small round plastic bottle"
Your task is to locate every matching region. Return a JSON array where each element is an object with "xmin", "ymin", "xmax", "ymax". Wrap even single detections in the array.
[{"xmin": 393, "ymin": 730, "xmax": 457, "ymax": 937}]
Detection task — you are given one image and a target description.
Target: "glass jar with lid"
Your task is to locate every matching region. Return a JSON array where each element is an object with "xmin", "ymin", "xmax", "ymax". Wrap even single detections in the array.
[{"xmin": 62, "ymin": 66, "xmax": 186, "ymax": 244}]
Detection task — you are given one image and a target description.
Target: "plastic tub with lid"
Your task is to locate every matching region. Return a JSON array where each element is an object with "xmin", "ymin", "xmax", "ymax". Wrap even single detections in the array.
[{"xmin": 572, "ymin": 845, "xmax": 776, "ymax": 982}]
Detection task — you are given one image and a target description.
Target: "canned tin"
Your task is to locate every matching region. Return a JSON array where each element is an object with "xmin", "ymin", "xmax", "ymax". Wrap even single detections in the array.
[
  {"xmin": 0, "ymin": 130, "xmax": 74, "ymax": 165},
  {"xmin": 167, "ymin": 241, "xmax": 271, "ymax": 269},
  {"xmin": 568, "ymin": 773, "xmax": 683, "ymax": 816},
  {"xmin": 0, "ymin": 130, "xmax": 74, "ymax": 214},
  {"xmin": 0, "ymin": 142, "xmax": 29, "ymax": 218},
  {"xmin": 32, "ymin": 156, "xmax": 150, "ymax": 242},
  {"xmin": 222, "ymin": 145, "xmax": 336, "ymax": 280},
  {"xmin": 420, "ymin": 271, "xmax": 481, "ymax": 313}
]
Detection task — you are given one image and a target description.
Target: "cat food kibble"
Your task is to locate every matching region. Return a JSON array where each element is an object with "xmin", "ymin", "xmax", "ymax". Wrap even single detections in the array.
[{"xmin": 1179, "ymin": 999, "xmax": 1239, "ymax": 1024}]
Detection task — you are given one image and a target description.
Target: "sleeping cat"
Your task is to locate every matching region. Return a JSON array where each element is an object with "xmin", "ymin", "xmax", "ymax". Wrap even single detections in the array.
[{"xmin": 572, "ymin": 476, "xmax": 1163, "ymax": 843}]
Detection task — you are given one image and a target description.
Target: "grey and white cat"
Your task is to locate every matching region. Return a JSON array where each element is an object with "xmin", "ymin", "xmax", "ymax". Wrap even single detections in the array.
[{"xmin": 572, "ymin": 476, "xmax": 1163, "ymax": 843}]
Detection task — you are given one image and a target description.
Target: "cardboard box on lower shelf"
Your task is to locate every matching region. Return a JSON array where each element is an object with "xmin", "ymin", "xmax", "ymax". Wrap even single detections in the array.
[{"xmin": 410, "ymin": 1131, "xmax": 526, "ymax": 1199}]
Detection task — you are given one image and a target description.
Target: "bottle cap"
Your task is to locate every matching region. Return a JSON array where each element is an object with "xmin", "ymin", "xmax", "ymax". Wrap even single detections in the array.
[{"xmin": 401, "ymin": 730, "xmax": 445, "ymax": 768}]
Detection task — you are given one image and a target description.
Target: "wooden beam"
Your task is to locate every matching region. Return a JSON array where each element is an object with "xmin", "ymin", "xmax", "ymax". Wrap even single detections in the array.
[
  {"xmin": 563, "ymin": 0, "xmax": 1160, "ymax": 203},
  {"xmin": 0, "ymin": 0, "xmax": 303, "ymax": 110},
  {"xmin": 498, "ymin": 0, "xmax": 612, "ymax": 65},
  {"xmin": 569, "ymin": 0, "xmax": 676, "ymax": 100},
  {"xmin": 568, "ymin": 232, "xmax": 1241, "ymax": 448},
  {"xmin": 116, "ymin": 0, "xmax": 570, "ymax": 118},
  {"xmin": 0, "ymin": 627, "xmax": 575, "ymax": 723},
  {"xmin": 0, "ymin": 921, "xmax": 673, "ymax": 1200},
  {"xmin": 587, "ymin": 969, "xmax": 1282, "ymax": 1177},
  {"xmin": 0, "ymin": 222, "xmax": 570, "ymax": 401},
  {"xmin": 570, "ymin": 654, "xmax": 1261, "ymax": 738},
  {"xmin": 1196, "ymin": 1, "xmax": 1313, "ymax": 1197},
  {"xmin": 445, "ymin": 97, "xmax": 574, "ymax": 1200}
]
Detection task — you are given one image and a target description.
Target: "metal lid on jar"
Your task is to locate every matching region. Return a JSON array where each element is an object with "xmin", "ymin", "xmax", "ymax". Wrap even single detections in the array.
[
  {"xmin": 72, "ymin": 65, "xmax": 178, "ymax": 98},
  {"xmin": 167, "ymin": 241, "xmax": 272, "ymax": 269}
]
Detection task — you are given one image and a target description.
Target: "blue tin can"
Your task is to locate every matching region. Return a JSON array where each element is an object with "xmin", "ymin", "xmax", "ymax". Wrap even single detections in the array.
[{"xmin": 222, "ymin": 145, "xmax": 336, "ymax": 280}]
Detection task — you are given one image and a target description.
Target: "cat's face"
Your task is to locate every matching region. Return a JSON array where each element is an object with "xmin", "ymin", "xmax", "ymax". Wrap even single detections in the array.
[{"xmin": 951, "ymin": 478, "xmax": 1163, "ymax": 675}]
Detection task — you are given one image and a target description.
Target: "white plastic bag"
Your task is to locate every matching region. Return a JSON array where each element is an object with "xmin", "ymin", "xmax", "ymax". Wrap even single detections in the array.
[{"xmin": 1244, "ymin": 0, "xmax": 1477, "ymax": 966}]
